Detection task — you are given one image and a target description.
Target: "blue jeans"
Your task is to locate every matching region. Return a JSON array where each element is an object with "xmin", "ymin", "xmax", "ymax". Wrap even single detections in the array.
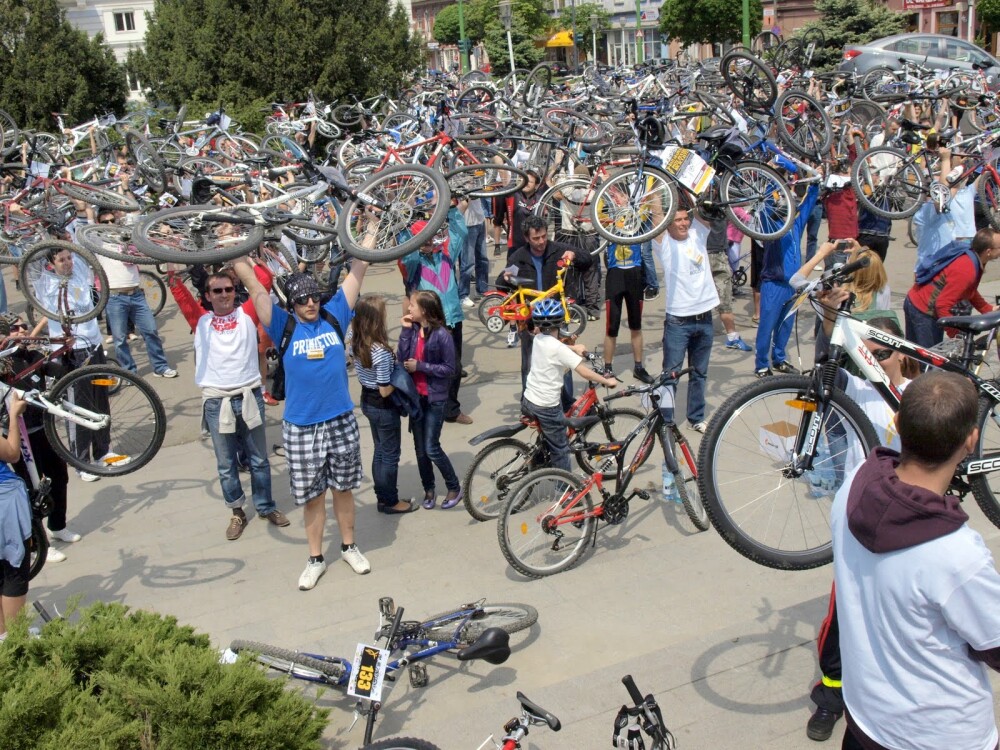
[
  {"xmin": 661, "ymin": 314, "xmax": 713, "ymax": 424},
  {"xmin": 754, "ymin": 280, "xmax": 795, "ymax": 371},
  {"xmin": 904, "ymin": 296, "xmax": 944, "ymax": 348},
  {"xmin": 0, "ymin": 268, "xmax": 8, "ymax": 314},
  {"xmin": 522, "ymin": 397, "xmax": 570, "ymax": 471},
  {"xmin": 412, "ymin": 398, "xmax": 459, "ymax": 493},
  {"xmin": 105, "ymin": 290, "xmax": 171, "ymax": 373},
  {"xmin": 203, "ymin": 390, "xmax": 274, "ymax": 514},
  {"xmin": 805, "ymin": 202, "xmax": 823, "ymax": 263},
  {"xmin": 360, "ymin": 399, "xmax": 402, "ymax": 507},
  {"xmin": 463, "ymin": 222, "xmax": 488, "ymax": 297},
  {"xmin": 641, "ymin": 240, "xmax": 658, "ymax": 291}
]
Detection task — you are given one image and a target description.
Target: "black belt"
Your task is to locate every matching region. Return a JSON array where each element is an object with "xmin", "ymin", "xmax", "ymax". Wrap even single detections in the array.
[{"xmin": 669, "ymin": 311, "xmax": 711, "ymax": 322}]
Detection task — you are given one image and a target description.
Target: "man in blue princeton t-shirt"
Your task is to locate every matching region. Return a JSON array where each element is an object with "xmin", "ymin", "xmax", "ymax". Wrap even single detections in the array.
[{"xmin": 234, "ymin": 246, "xmax": 372, "ymax": 592}]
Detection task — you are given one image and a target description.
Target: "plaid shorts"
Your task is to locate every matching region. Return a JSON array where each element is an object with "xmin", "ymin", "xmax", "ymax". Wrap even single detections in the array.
[{"xmin": 282, "ymin": 413, "xmax": 363, "ymax": 504}]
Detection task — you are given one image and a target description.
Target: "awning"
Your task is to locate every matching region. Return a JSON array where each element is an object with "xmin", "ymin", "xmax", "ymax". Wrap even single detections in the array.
[{"xmin": 546, "ymin": 30, "xmax": 573, "ymax": 47}]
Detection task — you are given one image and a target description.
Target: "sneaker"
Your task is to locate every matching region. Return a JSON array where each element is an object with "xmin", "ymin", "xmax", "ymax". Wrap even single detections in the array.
[
  {"xmin": 461, "ymin": 297, "xmax": 475, "ymax": 309},
  {"xmin": 77, "ymin": 470, "xmax": 99, "ymax": 483},
  {"xmin": 806, "ymin": 707, "xmax": 842, "ymax": 742},
  {"xmin": 298, "ymin": 559, "xmax": 328, "ymax": 590},
  {"xmin": 341, "ymin": 545, "xmax": 371, "ymax": 575},
  {"xmin": 506, "ymin": 330, "xmax": 518, "ymax": 347},
  {"xmin": 755, "ymin": 368, "xmax": 773, "ymax": 379},
  {"xmin": 643, "ymin": 287, "xmax": 659, "ymax": 301},
  {"xmin": 772, "ymin": 360, "xmax": 798, "ymax": 374},
  {"xmin": 226, "ymin": 509, "xmax": 247, "ymax": 541},
  {"xmin": 633, "ymin": 366, "xmax": 654, "ymax": 384},
  {"xmin": 127, "ymin": 332, "xmax": 140, "ymax": 342},
  {"xmin": 587, "ymin": 313, "xmax": 599, "ymax": 321},
  {"xmin": 154, "ymin": 368, "xmax": 178, "ymax": 378},
  {"xmin": 46, "ymin": 547, "xmax": 66, "ymax": 563},
  {"xmin": 50, "ymin": 527, "xmax": 81, "ymax": 543},
  {"xmin": 725, "ymin": 335, "xmax": 753, "ymax": 352},
  {"xmin": 262, "ymin": 391, "xmax": 279, "ymax": 406},
  {"xmin": 260, "ymin": 509, "xmax": 290, "ymax": 527},
  {"xmin": 688, "ymin": 421, "xmax": 707, "ymax": 434},
  {"xmin": 453, "ymin": 413, "xmax": 473, "ymax": 425}
]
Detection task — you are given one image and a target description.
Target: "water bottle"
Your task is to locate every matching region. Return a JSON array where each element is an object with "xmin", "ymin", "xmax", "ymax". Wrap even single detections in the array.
[
  {"xmin": 807, "ymin": 434, "xmax": 837, "ymax": 498},
  {"xmin": 662, "ymin": 461, "xmax": 680, "ymax": 504}
]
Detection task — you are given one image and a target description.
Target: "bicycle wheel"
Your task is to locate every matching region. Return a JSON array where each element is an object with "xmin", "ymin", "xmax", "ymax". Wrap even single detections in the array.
[
  {"xmin": 851, "ymin": 147, "xmax": 926, "ymax": 220},
  {"xmin": 721, "ymin": 50, "xmax": 778, "ymax": 110},
  {"xmin": 523, "ymin": 63, "xmax": 553, "ymax": 107},
  {"xmin": 590, "ymin": 166, "xmax": 677, "ymax": 244},
  {"xmin": 860, "ymin": 67, "xmax": 898, "ymax": 102},
  {"xmin": 43, "ymin": 365, "xmax": 166, "ymax": 477},
  {"xmin": 477, "ymin": 291, "xmax": 508, "ymax": 327},
  {"xmin": 498, "ymin": 467, "xmax": 596, "ymax": 578},
  {"xmin": 75, "ymin": 224, "xmax": 154, "ymax": 266},
  {"xmin": 664, "ymin": 426, "xmax": 709, "ymax": 531},
  {"xmin": 126, "ymin": 131, "xmax": 166, "ymax": 193},
  {"xmin": 455, "ymin": 85, "xmax": 498, "ymax": 115},
  {"xmin": 281, "ymin": 219, "xmax": 339, "ymax": 247},
  {"xmin": 336, "ymin": 164, "xmax": 450, "ymax": 263},
  {"xmin": 58, "ymin": 181, "xmax": 139, "ymax": 212},
  {"xmin": 969, "ymin": 102, "xmax": 1000, "ymax": 133},
  {"xmin": 229, "ymin": 640, "xmax": 347, "ymax": 681},
  {"xmin": 445, "ymin": 163, "xmax": 529, "ymax": 199},
  {"xmin": 27, "ymin": 515, "xmax": 48, "ymax": 580},
  {"xmin": 564, "ymin": 303, "xmax": 587, "ymax": 338},
  {"xmin": 462, "ymin": 438, "xmax": 536, "ymax": 521},
  {"xmin": 131, "ymin": 205, "xmax": 265, "ymax": 264},
  {"xmin": 18, "ymin": 240, "xmax": 109, "ymax": 324},
  {"xmin": 773, "ymin": 90, "xmax": 832, "ymax": 159},
  {"xmin": 720, "ymin": 162, "xmax": 794, "ymax": 241},
  {"xmin": 540, "ymin": 107, "xmax": 603, "ymax": 144},
  {"xmin": 697, "ymin": 375, "xmax": 878, "ymax": 570},
  {"xmin": 977, "ymin": 169, "xmax": 1000, "ymax": 231},
  {"xmin": 422, "ymin": 602, "xmax": 539, "ymax": 644},
  {"xmin": 0, "ymin": 109, "xmax": 18, "ymax": 153},
  {"xmin": 139, "ymin": 270, "xmax": 166, "ymax": 316},
  {"xmin": 331, "ymin": 104, "xmax": 362, "ymax": 127},
  {"xmin": 363, "ymin": 739, "xmax": 442, "ymax": 750},
  {"xmin": 576, "ymin": 407, "xmax": 646, "ymax": 479},
  {"xmin": 969, "ymin": 396, "xmax": 1000, "ymax": 529}
]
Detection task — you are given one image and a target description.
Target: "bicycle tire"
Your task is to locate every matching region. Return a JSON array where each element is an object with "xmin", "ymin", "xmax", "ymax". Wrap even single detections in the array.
[
  {"xmin": 773, "ymin": 89, "xmax": 832, "ymax": 159},
  {"xmin": 421, "ymin": 602, "xmax": 539, "ymax": 644},
  {"xmin": 968, "ymin": 395, "xmax": 1000, "ymax": 530},
  {"xmin": 229, "ymin": 639, "xmax": 347, "ymax": 681},
  {"xmin": 462, "ymin": 437, "xmax": 536, "ymax": 521},
  {"xmin": 336, "ymin": 164, "xmax": 450, "ymax": 263},
  {"xmin": 477, "ymin": 290, "xmax": 508, "ymax": 327},
  {"xmin": 447, "ymin": 113, "xmax": 501, "ymax": 141},
  {"xmin": 18, "ymin": 240, "xmax": 109, "ymax": 324},
  {"xmin": 576, "ymin": 407, "xmax": 647, "ymax": 479},
  {"xmin": 539, "ymin": 107, "xmax": 603, "ymax": 144},
  {"xmin": 860, "ymin": 67, "xmax": 897, "ymax": 102},
  {"xmin": 969, "ymin": 102, "xmax": 1000, "ymax": 133},
  {"xmin": 331, "ymin": 104, "xmax": 362, "ymax": 128},
  {"xmin": 564, "ymin": 303, "xmax": 587, "ymax": 337},
  {"xmin": 27, "ymin": 515, "xmax": 48, "ymax": 580},
  {"xmin": 76, "ymin": 224, "xmax": 158, "ymax": 266},
  {"xmin": 58, "ymin": 182, "xmax": 139, "ymax": 212},
  {"xmin": 697, "ymin": 374, "xmax": 879, "ymax": 571},
  {"xmin": 720, "ymin": 50, "xmax": 777, "ymax": 110},
  {"xmin": 664, "ymin": 426, "xmax": 709, "ymax": 531},
  {"xmin": 522, "ymin": 63, "xmax": 553, "ymax": 108},
  {"xmin": 139, "ymin": 270, "xmax": 166, "ymax": 316},
  {"xmin": 131, "ymin": 205, "xmax": 265, "ymax": 264},
  {"xmin": 445, "ymin": 163, "xmax": 529, "ymax": 199},
  {"xmin": 43, "ymin": 365, "xmax": 166, "ymax": 477},
  {"xmin": 720, "ymin": 161, "xmax": 795, "ymax": 241},
  {"xmin": 125, "ymin": 131, "xmax": 166, "ymax": 193},
  {"xmin": 281, "ymin": 219, "xmax": 339, "ymax": 247},
  {"xmin": 0, "ymin": 109, "xmax": 18, "ymax": 153},
  {"xmin": 363, "ymin": 739, "xmax": 442, "ymax": 750},
  {"xmin": 977, "ymin": 169, "xmax": 1000, "ymax": 231},
  {"xmin": 589, "ymin": 165, "xmax": 677, "ymax": 244},
  {"xmin": 850, "ymin": 147, "xmax": 926, "ymax": 220},
  {"xmin": 455, "ymin": 85, "xmax": 498, "ymax": 115},
  {"xmin": 498, "ymin": 467, "xmax": 596, "ymax": 578}
]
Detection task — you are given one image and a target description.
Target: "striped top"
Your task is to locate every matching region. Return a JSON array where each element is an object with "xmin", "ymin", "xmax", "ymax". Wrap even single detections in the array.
[{"xmin": 354, "ymin": 343, "xmax": 394, "ymax": 390}]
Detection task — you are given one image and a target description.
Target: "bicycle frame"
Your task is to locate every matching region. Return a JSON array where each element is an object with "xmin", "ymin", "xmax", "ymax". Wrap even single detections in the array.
[{"xmin": 487, "ymin": 263, "xmax": 577, "ymax": 325}]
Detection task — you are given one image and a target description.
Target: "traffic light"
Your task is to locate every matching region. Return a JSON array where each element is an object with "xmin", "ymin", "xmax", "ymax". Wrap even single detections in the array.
[
  {"xmin": 574, "ymin": 32, "xmax": 585, "ymax": 45},
  {"xmin": 458, "ymin": 39, "xmax": 472, "ymax": 53}
]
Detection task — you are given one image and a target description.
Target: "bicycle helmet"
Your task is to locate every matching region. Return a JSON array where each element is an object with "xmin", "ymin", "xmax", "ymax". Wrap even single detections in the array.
[
  {"xmin": 637, "ymin": 114, "xmax": 664, "ymax": 148},
  {"xmin": 531, "ymin": 299, "xmax": 565, "ymax": 329}
]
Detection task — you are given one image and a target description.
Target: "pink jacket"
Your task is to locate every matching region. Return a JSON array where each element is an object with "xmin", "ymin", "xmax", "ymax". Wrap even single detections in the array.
[{"xmin": 726, "ymin": 208, "xmax": 752, "ymax": 244}]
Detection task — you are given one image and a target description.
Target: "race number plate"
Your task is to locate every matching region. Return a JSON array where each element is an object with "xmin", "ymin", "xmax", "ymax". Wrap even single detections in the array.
[
  {"xmin": 656, "ymin": 146, "xmax": 715, "ymax": 195},
  {"xmin": 347, "ymin": 643, "xmax": 389, "ymax": 702}
]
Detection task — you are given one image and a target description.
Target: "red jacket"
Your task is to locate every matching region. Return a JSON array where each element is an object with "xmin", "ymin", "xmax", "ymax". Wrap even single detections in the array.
[
  {"xmin": 823, "ymin": 187, "xmax": 858, "ymax": 241},
  {"xmin": 168, "ymin": 264, "xmax": 272, "ymax": 332},
  {"xmin": 907, "ymin": 253, "xmax": 990, "ymax": 332}
]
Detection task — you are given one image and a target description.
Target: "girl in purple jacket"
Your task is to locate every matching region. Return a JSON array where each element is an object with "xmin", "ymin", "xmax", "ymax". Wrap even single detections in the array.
[{"xmin": 399, "ymin": 290, "xmax": 461, "ymax": 510}]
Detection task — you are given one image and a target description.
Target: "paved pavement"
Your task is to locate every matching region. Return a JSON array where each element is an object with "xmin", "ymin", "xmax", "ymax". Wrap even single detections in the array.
[{"xmin": 24, "ymin": 232, "xmax": 1000, "ymax": 749}]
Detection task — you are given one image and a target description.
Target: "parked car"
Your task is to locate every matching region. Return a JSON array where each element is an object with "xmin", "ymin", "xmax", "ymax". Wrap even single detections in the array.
[{"xmin": 839, "ymin": 33, "xmax": 1000, "ymax": 88}]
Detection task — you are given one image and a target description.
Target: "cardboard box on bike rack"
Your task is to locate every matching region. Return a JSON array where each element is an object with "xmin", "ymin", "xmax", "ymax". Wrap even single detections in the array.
[{"xmin": 759, "ymin": 420, "xmax": 797, "ymax": 462}]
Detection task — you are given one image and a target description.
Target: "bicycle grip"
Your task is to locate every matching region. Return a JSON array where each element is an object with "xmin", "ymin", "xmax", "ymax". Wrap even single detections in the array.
[{"xmin": 622, "ymin": 674, "xmax": 644, "ymax": 705}]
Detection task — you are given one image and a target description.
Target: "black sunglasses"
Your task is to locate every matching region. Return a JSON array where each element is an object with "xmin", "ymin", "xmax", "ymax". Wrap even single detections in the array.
[
  {"xmin": 293, "ymin": 293, "xmax": 320, "ymax": 306},
  {"xmin": 210, "ymin": 286, "xmax": 234, "ymax": 294},
  {"xmin": 98, "ymin": 217, "xmax": 116, "ymax": 224},
  {"xmin": 872, "ymin": 348, "xmax": 894, "ymax": 362}
]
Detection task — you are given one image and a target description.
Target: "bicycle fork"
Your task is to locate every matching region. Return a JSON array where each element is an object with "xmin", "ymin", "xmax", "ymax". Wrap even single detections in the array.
[{"xmin": 22, "ymin": 389, "xmax": 110, "ymax": 431}]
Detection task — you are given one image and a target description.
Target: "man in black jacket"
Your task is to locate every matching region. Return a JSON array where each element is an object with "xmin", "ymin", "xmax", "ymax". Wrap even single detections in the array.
[{"xmin": 498, "ymin": 215, "xmax": 593, "ymax": 405}]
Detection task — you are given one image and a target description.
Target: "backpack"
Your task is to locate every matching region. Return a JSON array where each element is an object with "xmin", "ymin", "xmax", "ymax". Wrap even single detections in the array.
[
  {"xmin": 269, "ymin": 308, "xmax": 344, "ymax": 402},
  {"xmin": 914, "ymin": 240, "xmax": 980, "ymax": 286}
]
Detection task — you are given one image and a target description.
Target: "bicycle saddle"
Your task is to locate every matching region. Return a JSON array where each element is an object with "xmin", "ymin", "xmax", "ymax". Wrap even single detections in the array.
[
  {"xmin": 243, "ymin": 153, "xmax": 272, "ymax": 165},
  {"xmin": 697, "ymin": 127, "xmax": 730, "ymax": 143},
  {"xmin": 456, "ymin": 627, "xmax": 510, "ymax": 665},
  {"xmin": 509, "ymin": 276, "xmax": 537, "ymax": 287},
  {"xmin": 565, "ymin": 414, "xmax": 602, "ymax": 431},
  {"xmin": 899, "ymin": 118, "xmax": 930, "ymax": 131},
  {"xmin": 937, "ymin": 308, "xmax": 1000, "ymax": 333},
  {"xmin": 516, "ymin": 692, "xmax": 562, "ymax": 731}
]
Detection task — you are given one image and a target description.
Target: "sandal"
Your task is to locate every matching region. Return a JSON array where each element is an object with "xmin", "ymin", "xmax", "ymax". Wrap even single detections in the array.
[
  {"xmin": 751, "ymin": 315, "xmax": 760, "ymax": 325},
  {"xmin": 422, "ymin": 491, "xmax": 436, "ymax": 510}
]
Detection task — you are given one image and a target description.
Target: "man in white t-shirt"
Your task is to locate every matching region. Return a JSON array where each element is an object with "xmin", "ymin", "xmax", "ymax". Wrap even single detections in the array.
[
  {"xmin": 833, "ymin": 371, "xmax": 1000, "ymax": 750},
  {"xmin": 652, "ymin": 208, "xmax": 720, "ymax": 432}
]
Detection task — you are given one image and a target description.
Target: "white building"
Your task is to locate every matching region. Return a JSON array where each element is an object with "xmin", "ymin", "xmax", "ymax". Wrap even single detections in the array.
[{"xmin": 59, "ymin": 0, "xmax": 152, "ymax": 94}]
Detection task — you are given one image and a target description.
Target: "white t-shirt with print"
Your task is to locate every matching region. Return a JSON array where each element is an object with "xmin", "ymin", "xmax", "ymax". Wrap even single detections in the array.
[
  {"xmin": 193, "ymin": 307, "xmax": 259, "ymax": 389},
  {"xmin": 524, "ymin": 333, "xmax": 583, "ymax": 408},
  {"xmin": 652, "ymin": 219, "xmax": 719, "ymax": 316}
]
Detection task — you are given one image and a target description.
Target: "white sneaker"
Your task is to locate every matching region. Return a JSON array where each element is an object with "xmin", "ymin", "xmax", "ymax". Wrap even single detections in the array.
[
  {"xmin": 99, "ymin": 452, "xmax": 131, "ymax": 468},
  {"xmin": 50, "ymin": 527, "xmax": 81, "ymax": 543},
  {"xmin": 46, "ymin": 547, "xmax": 67, "ymax": 563},
  {"xmin": 341, "ymin": 545, "xmax": 371, "ymax": 575},
  {"xmin": 77, "ymin": 470, "xmax": 99, "ymax": 483},
  {"xmin": 298, "ymin": 559, "xmax": 327, "ymax": 590},
  {"xmin": 506, "ymin": 330, "xmax": 518, "ymax": 347},
  {"xmin": 461, "ymin": 297, "xmax": 475, "ymax": 309},
  {"xmin": 154, "ymin": 368, "xmax": 178, "ymax": 378}
]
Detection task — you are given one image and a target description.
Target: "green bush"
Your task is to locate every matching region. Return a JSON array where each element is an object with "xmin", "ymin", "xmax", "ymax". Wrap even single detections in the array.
[{"xmin": 0, "ymin": 602, "xmax": 328, "ymax": 750}]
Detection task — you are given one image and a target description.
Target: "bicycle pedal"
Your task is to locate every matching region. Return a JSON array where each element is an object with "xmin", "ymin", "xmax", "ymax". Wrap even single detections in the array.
[
  {"xmin": 636, "ymin": 490, "xmax": 650, "ymax": 500},
  {"xmin": 409, "ymin": 662, "xmax": 429, "ymax": 688}
]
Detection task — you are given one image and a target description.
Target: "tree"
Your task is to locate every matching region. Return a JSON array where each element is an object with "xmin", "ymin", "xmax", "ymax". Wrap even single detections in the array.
[
  {"xmin": 792, "ymin": 0, "xmax": 908, "ymax": 71},
  {"xmin": 130, "ymin": 0, "xmax": 422, "ymax": 118},
  {"xmin": 0, "ymin": 0, "xmax": 127, "ymax": 131},
  {"xmin": 464, "ymin": 0, "xmax": 549, "ymax": 74},
  {"xmin": 434, "ymin": 4, "xmax": 464, "ymax": 45},
  {"xmin": 658, "ymin": 0, "xmax": 762, "ymax": 47},
  {"xmin": 977, "ymin": 0, "xmax": 1000, "ymax": 46},
  {"xmin": 557, "ymin": 2, "xmax": 610, "ymax": 34}
]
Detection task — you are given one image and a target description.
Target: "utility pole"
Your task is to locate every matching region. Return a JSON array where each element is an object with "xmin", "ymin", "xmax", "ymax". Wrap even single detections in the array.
[
  {"xmin": 742, "ymin": 0, "xmax": 750, "ymax": 48},
  {"xmin": 571, "ymin": 0, "xmax": 578, "ymax": 72},
  {"xmin": 458, "ymin": 0, "xmax": 470, "ymax": 74},
  {"xmin": 634, "ymin": 0, "xmax": 643, "ymax": 63}
]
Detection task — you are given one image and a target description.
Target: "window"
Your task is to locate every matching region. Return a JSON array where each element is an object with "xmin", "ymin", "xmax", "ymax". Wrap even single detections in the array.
[
  {"xmin": 936, "ymin": 10, "xmax": 959, "ymax": 38},
  {"xmin": 113, "ymin": 11, "xmax": 135, "ymax": 32},
  {"xmin": 888, "ymin": 36, "xmax": 935, "ymax": 56}
]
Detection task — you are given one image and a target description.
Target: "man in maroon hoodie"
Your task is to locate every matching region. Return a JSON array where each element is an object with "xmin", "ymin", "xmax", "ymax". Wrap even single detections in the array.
[{"xmin": 832, "ymin": 371, "xmax": 1000, "ymax": 750}]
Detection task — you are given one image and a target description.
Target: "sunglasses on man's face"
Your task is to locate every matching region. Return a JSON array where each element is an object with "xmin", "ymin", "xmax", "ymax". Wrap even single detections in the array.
[
  {"xmin": 99, "ymin": 218, "xmax": 116, "ymax": 224},
  {"xmin": 210, "ymin": 286, "xmax": 234, "ymax": 294},
  {"xmin": 872, "ymin": 348, "xmax": 894, "ymax": 362},
  {"xmin": 293, "ymin": 294, "xmax": 320, "ymax": 306}
]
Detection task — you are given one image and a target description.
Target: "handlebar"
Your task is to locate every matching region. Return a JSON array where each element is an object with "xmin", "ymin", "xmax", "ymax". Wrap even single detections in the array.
[
  {"xmin": 604, "ymin": 367, "xmax": 693, "ymax": 401},
  {"xmin": 622, "ymin": 674, "xmax": 644, "ymax": 704}
]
